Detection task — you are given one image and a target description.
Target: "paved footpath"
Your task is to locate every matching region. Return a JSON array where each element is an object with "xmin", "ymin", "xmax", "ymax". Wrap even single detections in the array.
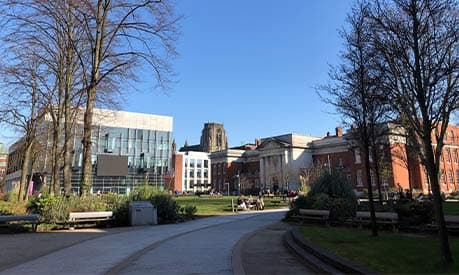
[{"xmin": 0, "ymin": 209, "xmax": 312, "ymax": 275}]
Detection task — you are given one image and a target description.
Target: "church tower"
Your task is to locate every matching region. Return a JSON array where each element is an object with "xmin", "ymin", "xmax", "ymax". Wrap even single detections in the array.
[{"xmin": 200, "ymin": 123, "xmax": 228, "ymax": 153}]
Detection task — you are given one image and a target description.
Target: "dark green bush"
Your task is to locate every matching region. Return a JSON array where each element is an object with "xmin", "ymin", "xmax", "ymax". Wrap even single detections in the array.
[
  {"xmin": 150, "ymin": 194, "xmax": 180, "ymax": 223},
  {"xmin": 26, "ymin": 185, "xmax": 182, "ymax": 226},
  {"xmin": 287, "ymin": 169, "xmax": 357, "ymax": 222},
  {"xmin": 309, "ymin": 169, "xmax": 356, "ymax": 200},
  {"xmin": 28, "ymin": 195, "xmax": 69, "ymax": 223},
  {"xmin": 130, "ymin": 185, "xmax": 181, "ymax": 224},
  {"xmin": 330, "ymin": 198, "xmax": 357, "ymax": 222},
  {"xmin": 180, "ymin": 205, "xmax": 197, "ymax": 218},
  {"xmin": 357, "ymin": 200, "xmax": 395, "ymax": 212},
  {"xmin": 395, "ymin": 200, "xmax": 434, "ymax": 226},
  {"xmin": 101, "ymin": 193, "xmax": 129, "ymax": 226},
  {"xmin": 311, "ymin": 193, "xmax": 330, "ymax": 210}
]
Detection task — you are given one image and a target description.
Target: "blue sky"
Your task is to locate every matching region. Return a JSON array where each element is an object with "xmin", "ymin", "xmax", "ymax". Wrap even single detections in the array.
[
  {"xmin": 128, "ymin": 0, "xmax": 355, "ymax": 148},
  {"xmin": 2, "ymin": 1, "xmax": 355, "ymax": 148}
]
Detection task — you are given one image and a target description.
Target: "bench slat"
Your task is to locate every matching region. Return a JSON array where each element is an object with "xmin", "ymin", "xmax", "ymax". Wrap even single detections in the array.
[
  {"xmin": 0, "ymin": 214, "xmax": 40, "ymax": 223},
  {"xmin": 299, "ymin": 209, "xmax": 330, "ymax": 216},
  {"xmin": 69, "ymin": 211, "xmax": 113, "ymax": 220},
  {"xmin": 356, "ymin": 211, "xmax": 398, "ymax": 220}
]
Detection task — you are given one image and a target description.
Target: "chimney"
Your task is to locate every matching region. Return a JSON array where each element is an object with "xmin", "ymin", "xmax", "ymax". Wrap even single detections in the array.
[
  {"xmin": 335, "ymin": 127, "xmax": 343, "ymax": 137},
  {"xmin": 326, "ymin": 131, "xmax": 330, "ymax": 137},
  {"xmin": 255, "ymin": 139, "xmax": 261, "ymax": 147}
]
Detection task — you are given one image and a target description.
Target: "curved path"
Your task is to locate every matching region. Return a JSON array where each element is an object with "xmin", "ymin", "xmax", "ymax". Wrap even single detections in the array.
[{"xmin": 1, "ymin": 209, "xmax": 311, "ymax": 274}]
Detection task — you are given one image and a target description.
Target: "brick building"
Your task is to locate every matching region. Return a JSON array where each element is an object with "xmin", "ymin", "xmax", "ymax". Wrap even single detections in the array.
[{"xmin": 207, "ymin": 124, "xmax": 459, "ymax": 196}]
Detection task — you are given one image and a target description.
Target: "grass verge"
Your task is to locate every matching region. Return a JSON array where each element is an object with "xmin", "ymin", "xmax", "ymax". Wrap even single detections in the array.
[
  {"xmin": 300, "ymin": 225, "xmax": 459, "ymax": 273},
  {"xmin": 175, "ymin": 196, "xmax": 289, "ymax": 216},
  {"xmin": 444, "ymin": 202, "xmax": 459, "ymax": 215}
]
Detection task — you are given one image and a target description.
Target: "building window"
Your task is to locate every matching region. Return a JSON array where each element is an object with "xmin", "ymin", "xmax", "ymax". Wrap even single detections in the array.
[
  {"xmin": 355, "ymin": 149, "xmax": 361, "ymax": 164},
  {"xmin": 356, "ymin": 170, "xmax": 363, "ymax": 187},
  {"xmin": 448, "ymin": 170, "xmax": 454, "ymax": 185},
  {"xmin": 370, "ymin": 171, "xmax": 376, "ymax": 187},
  {"xmin": 204, "ymin": 159, "xmax": 209, "ymax": 168},
  {"xmin": 423, "ymin": 168, "xmax": 430, "ymax": 186},
  {"xmin": 456, "ymin": 170, "xmax": 459, "ymax": 185},
  {"xmin": 446, "ymin": 148, "xmax": 451, "ymax": 163},
  {"xmin": 216, "ymin": 129, "xmax": 222, "ymax": 147},
  {"xmin": 455, "ymin": 149, "xmax": 459, "ymax": 164},
  {"xmin": 441, "ymin": 170, "xmax": 446, "ymax": 184}
]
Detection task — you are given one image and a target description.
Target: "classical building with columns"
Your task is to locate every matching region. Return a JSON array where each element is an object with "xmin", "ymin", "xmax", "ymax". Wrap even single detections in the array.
[
  {"xmin": 209, "ymin": 124, "xmax": 459, "ymax": 196},
  {"xmin": 209, "ymin": 134, "xmax": 321, "ymax": 194}
]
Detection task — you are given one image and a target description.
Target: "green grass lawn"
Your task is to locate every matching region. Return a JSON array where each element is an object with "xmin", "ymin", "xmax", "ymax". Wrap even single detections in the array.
[
  {"xmin": 175, "ymin": 195, "xmax": 289, "ymax": 216},
  {"xmin": 444, "ymin": 202, "xmax": 459, "ymax": 215},
  {"xmin": 300, "ymin": 225, "xmax": 459, "ymax": 273}
]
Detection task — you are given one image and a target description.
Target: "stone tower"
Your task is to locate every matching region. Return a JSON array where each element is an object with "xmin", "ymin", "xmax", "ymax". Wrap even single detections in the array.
[{"xmin": 200, "ymin": 123, "xmax": 228, "ymax": 153}]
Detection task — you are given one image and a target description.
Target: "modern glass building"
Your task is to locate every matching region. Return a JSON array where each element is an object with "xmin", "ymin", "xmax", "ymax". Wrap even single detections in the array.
[
  {"xmin": 65, "ymin": 109, "xmax": 174, "ymax": 194},
  {"xmin": 1, "ymin": 108, "xmax": 174, "ymax": 194}
]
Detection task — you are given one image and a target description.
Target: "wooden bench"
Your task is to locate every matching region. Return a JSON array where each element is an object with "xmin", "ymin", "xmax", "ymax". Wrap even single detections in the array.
[
  {"xmin": 68, "ymin": 211, "xmax": 113, "ymax": 229},
  {"xmin": 355, "ymin": 211, "xmax": 399, "ymax": 232},
  {"xmin": 445, "ymin": 215, "xmax": 459, "ymax": 230},
  {"xmin": 230, "ymin": 199, "xmax": 256, "ymax": 212},
  {"xmin": 0, "ymin": 214, "xmax": 40, "ymax": 232},
  {"xmin": 430, "ymin": 215, "xmax": 459, "ymax": 232},
  {"xmin": 296, "ymin": 209, "xmax": 330, "ymax": 224}
]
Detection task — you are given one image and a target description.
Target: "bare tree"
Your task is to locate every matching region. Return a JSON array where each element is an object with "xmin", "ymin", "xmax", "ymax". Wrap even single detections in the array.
[
  {"xmin": 0, "ymin": 52, "xmax": 48, "ymax": 201},
  {"xmin": 371, "ymin": 0, "xmax": 459, "ymax": 263},
  {"xmin": 67, "ymin": 0, "xmax": 180, "ymax": 196},
  {"xmin": 320, "ymin": 1, "xmax": 391, "ymax": 237}
]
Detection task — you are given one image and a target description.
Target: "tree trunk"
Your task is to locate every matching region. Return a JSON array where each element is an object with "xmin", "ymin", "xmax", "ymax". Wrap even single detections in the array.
[
  {"xmin": 24, "ymin": 165, "xmax": 35, "ymax": 201},
  {"xmin": 80, "ymin": 0, "xmax": 105, "ymax": 196},
  {"xmin": 63, "ymin": 110, "xmax": 72, "ymax": 196},
  {"xmin": 63, "ymin": 4, "xmax": 75, "ymax": 196},
  {"xmin": 424, "ymin": 137, "xmax": 453, "ymax": 263},
  {"xmin": 364, "ymin": 143, "xmax": 378, "ymax": 237},
  {"xmin": 51, "ymin": 124, "xmax": 62, "ymax": 196},
  {"xmin": 18, "ymin": 142, "xmax": 33, "ymax": 202},
  {"xmin": 80, "ymin": 87, "xmax": 96, "ymax": 196},
  {"xmin": 372, "ymin": 147, "xmax": 383, "ymax": 203}
]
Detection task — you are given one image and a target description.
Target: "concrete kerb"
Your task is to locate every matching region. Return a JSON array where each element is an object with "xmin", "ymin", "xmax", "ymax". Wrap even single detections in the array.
[{"xmin": 284, "ymin": 228, "xmax": 377, "ymax": 275}]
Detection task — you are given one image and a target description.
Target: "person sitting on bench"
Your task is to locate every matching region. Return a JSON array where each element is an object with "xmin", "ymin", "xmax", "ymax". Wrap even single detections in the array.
[
  {"xmin": 237, "ymin": 195, "xmax": 247, "ymax": 210},
  {"xmin": 256, "ymin": 196, "xmax": 265, "ymax": 210}
]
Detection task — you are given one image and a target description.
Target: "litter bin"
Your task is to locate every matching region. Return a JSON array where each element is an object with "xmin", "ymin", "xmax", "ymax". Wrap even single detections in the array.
[{"xmin": 129, "ymin": 201, "xmax": 158, "ymax": 226}]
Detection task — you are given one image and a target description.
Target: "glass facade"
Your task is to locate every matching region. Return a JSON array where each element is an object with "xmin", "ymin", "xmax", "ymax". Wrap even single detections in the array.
[{"xmin": 66, "ymin": 125, "xmax": 172, "ymax": 194}]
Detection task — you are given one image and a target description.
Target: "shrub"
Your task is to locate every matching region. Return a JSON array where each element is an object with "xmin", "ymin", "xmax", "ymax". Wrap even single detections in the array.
[
  {"xmin": 101, "ymin": 193, "xmax": 129, "ymax": 226},
  {"xmin": 129, "ymin": 185, "xmax": 181, "ymax": 224},
  {"xmin": 287, "ymin": 170, "xmax": 357, "ymax": 222},
  {"xmin": 28, "ymin": 195, "xmax": 69, "ymax": 224},
  {"xmin": 395, "ymin": 200, "xmax": 434, "ymax": 226},
  {"xmin": 130, "ymin": 184, "xmax": 160, "ymax": 201},
  {"xmin": 26, "ymin": 186, "xmax": 181, "ymax": 226},
  {"xmin": 150, "ymin": 194, "xmax": 180, "ymax": 223},
  {"xmin": 290, "ymin": 195, "xmax": 313, "ymax": 211},
  {"xmin": 3, "ymin": 191, "xmax": 19, "ymax": 202},
  {"xmin": 309, "ymin": 169, "xmax": 356, "ymax": 200},
  {"xmin": 180, "ymin": 205, "xmax": 197, "ymax": 218},
  {"xmin": 357, "ymin": 200, "xmax": 395, "ymax": 212},
  {"xmin": 28, "ymin": 195, "xmax": 109, "ymax": 224},
  {"xmin": 311, "ymin": 193, "xmax": 330, "ymax": 210},
  {"xmin": 330, "ymin": 198, "xmax": 357, "ymax": 222}
]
